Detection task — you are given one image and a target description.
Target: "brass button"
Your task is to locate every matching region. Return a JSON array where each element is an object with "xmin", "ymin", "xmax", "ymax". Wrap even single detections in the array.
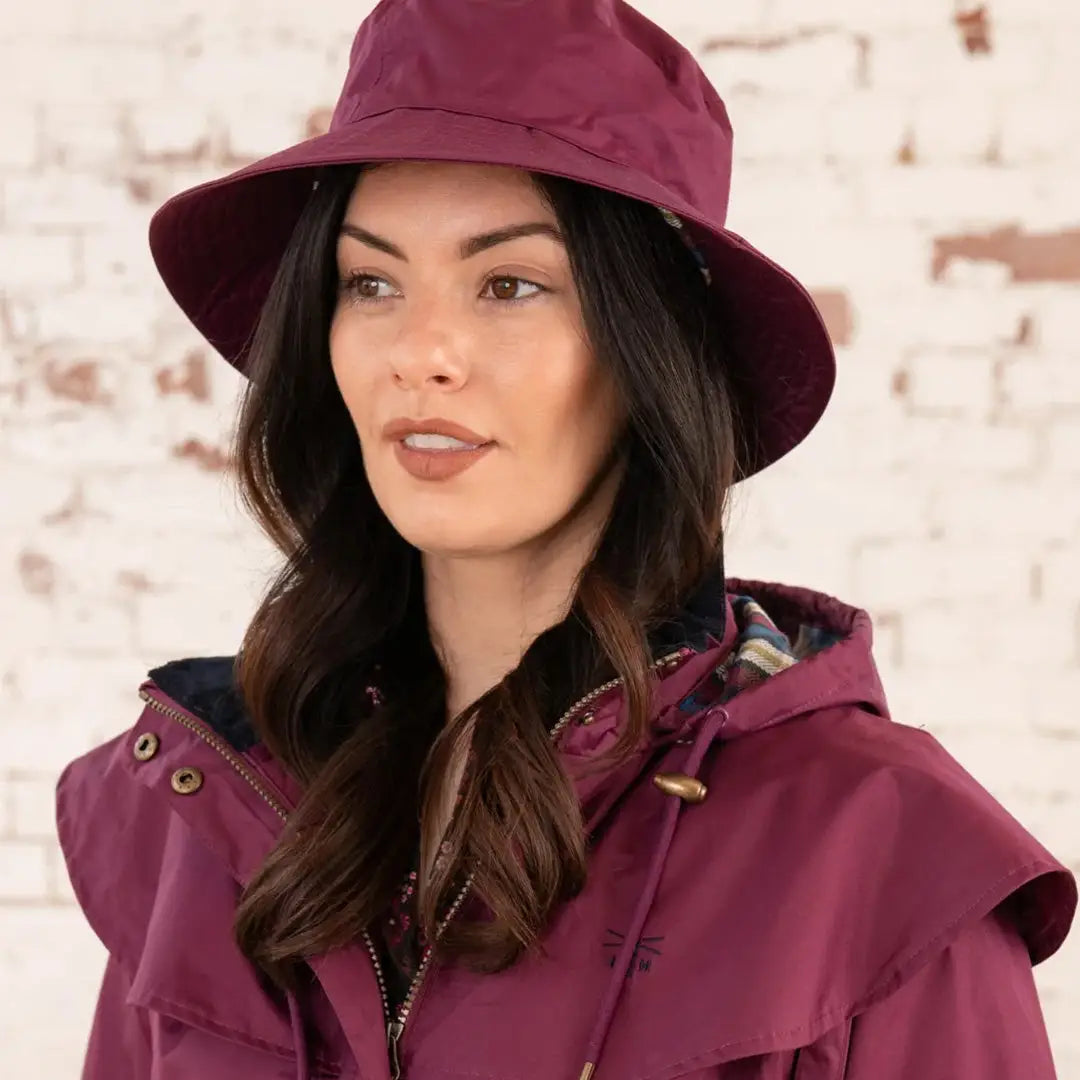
[
  {"xmin": 653, "ymin": 772, "xmax": 707, "ymax": 803},
  {"xmin": 171, "ymin": 767, "xmax": 204, "ymax": 795},
  {"xmin": 132, "ymin": 732, "xmax": 159, "ymax": 761}
]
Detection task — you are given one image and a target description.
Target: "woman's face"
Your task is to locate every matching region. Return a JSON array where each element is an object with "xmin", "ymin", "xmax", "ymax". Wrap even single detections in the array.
[{"xmin": 329, "ymin": 161, "xmax": 626, "ymax": 558}]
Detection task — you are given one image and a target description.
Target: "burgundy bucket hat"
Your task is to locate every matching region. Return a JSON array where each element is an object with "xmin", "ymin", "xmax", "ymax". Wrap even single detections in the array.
[{"xmin": 147, "ymin": 0, "xmax": 835, "ymax": 479}]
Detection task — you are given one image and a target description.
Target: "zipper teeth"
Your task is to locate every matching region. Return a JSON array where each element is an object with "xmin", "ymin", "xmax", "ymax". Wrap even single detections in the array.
[
  {"xmin": 138, "ymin": 688, "xmax": 289, "ymax": 821},
  {"xmin": 142, "ymin": 646, "xmax": 690, "ymax": 1058},
  {"xmin": 391, "ymin": 644, "xmax": 689, "ymax": 1031}
]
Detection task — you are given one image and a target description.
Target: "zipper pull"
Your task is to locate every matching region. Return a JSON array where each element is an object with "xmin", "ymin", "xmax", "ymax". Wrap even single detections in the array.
[{"xmin": 387, "ymin": 1019, "xmax": 404, "ymax": 1079}]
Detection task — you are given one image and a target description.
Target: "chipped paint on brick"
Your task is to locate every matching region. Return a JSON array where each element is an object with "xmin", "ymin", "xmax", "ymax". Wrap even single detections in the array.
[
  {"xmin": 172, "ymin": 437, "xmax": 232, "ymax": 472},
  {"xmin": 43, "ymin": 359, "xmax": 110, "ymax": 405},
  {"xmin": 955, "ymin": 6, "xmax": 993, "ymax": 56},
  {"xmin": 810, "ymin": 288, "xmax": 855, "ymax": 347},
  {"xmin": 117, "ymin": 570, "xmax": 154, "ymax": 593},
  {"xmin": 155, "ymin": 350, "xmax": 210, "ymax": 402},
  {"xmin": 17, "ymin": 552, "xmax": 55, "ymax": 597},
  {"xmin": 306, "ymin": 107, "xmax": 333, "ymax": 139},
  {"xmin": 932, "ymin": 226, "xmax": 1080, "ymax": 283},
  {"xmin": 896, "ymin": 127, "xmax": 917, "ymax": 166}
]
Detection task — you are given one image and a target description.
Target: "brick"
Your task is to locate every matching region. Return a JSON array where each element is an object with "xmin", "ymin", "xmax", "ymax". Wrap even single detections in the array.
[
  {"xmin": 909, "ymin": 87, "xmax": 999, "ymax": 164},
  {"xmin": 10, "ymin": 775, "xmax": 60, "ymax": 841},
  {"xmin": 918, "ymin": 286, "xmax": 1035, "ymax": 350},
  {"xmin": 0, "ymin": 840, "xmax": 50, "ymax": 901},
  {"xmin": 821, "ymin": 92, "xmax": 912, "ymax": 165},
  {"xmin": 872, "ymin": 27, "xmax": 1046, "ymax": 94},
  {"xmin": 1035, "ymin": 287, "xmax": 1080, "ymax": 352},
  {"xmin": 130, "ymin": 102, "xmax": 216, "ymax": 162},
  {"xmin": 929, "ymin": 477, "xmax": 1078, "ymax": 544},
  {"xmin": 999, "ymin": 356, "xmax": 1080, "ymax": 415},
  {"xmin": 727, "ymin": 92, "xmax": 829, "ymax": 162},
  {"xmin": 0, "ymin": 106, "xmax": 40, "ymax": 168},
  {"xmin": 3, "ymin": 171, "xmax": 136, "ymax": 229},
  {"xmin": 173, "ymin": 44, "xmax": 339, "ymax": 107},
  {"xmin": 1045, "ymin": 420, "xmax": 1080, "ymax": 475},
  {"xmin": 999, "ymin": 91, "xmax": 1080, "ymax": 164},
  {"xmin": 4, "ymin": 408, "xmax": 171, "ymax": 467},
  {"xmin": 39, "ymin": 104, "xmax": 128, "ymax": 170},
  {"xmin": 702, "ymin": 33, "xmax": 862, "ymax": 96},
  {"xmin": 1041, "ymin": 546, "xmax": 1080, "ymax": 600},
  {"xmin": 221, "ymin": 103, "xmax": 312, "ymax": 162},
  {"xmin": 34, "ymin": 291, "xmax": 158, "ymax": 347},
  {"xmin": 853, "ymin": 539, "xmax": 1033, "ymax": 608},
  {"xmin": 721, "ymin": 158, "xmax": 864, "ymax": 228},
  {"xmin": 860, "ymin": 164, "xmax": 1039, "ymax": 226},
  {"xmin": 80, "ymin": 225, "xmax": 160, "ymax": 291},
  {"xmin": 0, "ymin": 908, "xmax": 108, "ymax": 1077},
  {"xmin": 134, "ymin": 580, "xmax": 262, "ymax": 659},
  {"xmin": 1, "ymin": 41, "xmax": 170, "ymax": 104},
  {"xmin": 0, "ymin": 234, "xmax": 79, "ymax": 292},
  {"xmin": 901, "ymin": 349, "xmax": 997, "ymax": 416},
  {"xmin": 762, "ymin": 0, "xmax": 957, "ymax": 33},
  {"xmin": 903, "ymin": 599, "xmax": 1078, "ymax": 669}
]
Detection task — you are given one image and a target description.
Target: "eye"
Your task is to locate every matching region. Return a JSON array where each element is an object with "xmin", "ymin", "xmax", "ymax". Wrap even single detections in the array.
[
  {"xmin": 482, "ymin": 275, "xmax": 545, "ymax": 304},
  {"xmin": 339, "ymin": 273, "xmax": 546, "ymax": 306},
  {"xmin": 340, "ymin": 273, "xmax": 398, "ymax": 304}
]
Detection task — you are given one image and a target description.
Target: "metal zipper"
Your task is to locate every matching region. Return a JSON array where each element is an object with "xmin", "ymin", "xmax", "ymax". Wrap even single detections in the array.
[
  {"xmin": 141, "ymin": 647, "xmax": 689, "ymax": 1080},
  {"xmin": 375, "ymin": 645, "xmax": 689, "ymax": 1078}
]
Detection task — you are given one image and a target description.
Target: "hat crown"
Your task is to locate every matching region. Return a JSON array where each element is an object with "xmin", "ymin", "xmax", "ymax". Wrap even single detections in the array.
[{"xmin": 329, "ymin": 0, "xmax": 734, "ymax": 223}]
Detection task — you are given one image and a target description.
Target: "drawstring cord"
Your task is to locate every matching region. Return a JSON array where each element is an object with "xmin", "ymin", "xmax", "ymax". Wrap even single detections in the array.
[{"xmin": 577, "ymin": 705, "xmax": 729, "ymax": 1079}]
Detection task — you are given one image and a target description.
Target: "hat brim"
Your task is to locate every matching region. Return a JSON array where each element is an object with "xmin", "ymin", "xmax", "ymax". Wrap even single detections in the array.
[{"xmin": 148, "ymin": 108, "xmax": 834, "ymax": 479}]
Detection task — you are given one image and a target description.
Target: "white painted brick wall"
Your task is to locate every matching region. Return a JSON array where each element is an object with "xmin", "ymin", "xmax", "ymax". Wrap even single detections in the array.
[{"xmin": 1, "ymin": 0, "xmax": 1077, "ymax": 1075}]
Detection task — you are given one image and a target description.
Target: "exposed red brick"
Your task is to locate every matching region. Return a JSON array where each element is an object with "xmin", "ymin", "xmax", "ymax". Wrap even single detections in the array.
[
  {"xmin": 810, "ymin": 288, "xmax": 855, "ymax": 346},
  {"xmin": 932, "ymin": 226, "xmax": 1080, "ymax": 283},
  {"xmin": 18, "ymin": 551, "xmax": 56, "ymax": 597},
  {"xmin": 126, "ymin": 175, "xmax": 154, "ymax": 203},
  {"xmin": 43, "ymin": 359, "xmax": 111, "ymax": 405},
  {"xmin": 155, "ymin": 350, "xmax": 210, "ymax": 402},
  {"xmin": 955, "ymin": 6, "xmax": 992, "ymax": 55},
  {"xmin": 891, "ymin": 369, "xmax": 910, "ymax": 398},
  {"xmin": 117, "ymin": 570, "xmax": 154, "ymax": 593},
  {"xmin": 306, "ymin": 107, "xmax": 333, "ymax": 139},
  {"xmin": 896, "ymin": 127, "xmax": 916, "ymax": 166},
  {"xmin": 172, "ymin": 437, "xmax": 232, "ymax": 472}
]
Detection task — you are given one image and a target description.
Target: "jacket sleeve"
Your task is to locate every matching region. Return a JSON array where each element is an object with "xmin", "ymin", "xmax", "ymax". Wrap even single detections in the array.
[
  {"xmin": 842, "ymin": 905, "xmax": 1060, "ymax": 1078},
  {"xmin": 81, "ymin": 954, "xmax": 154, "ymax": 1080}
]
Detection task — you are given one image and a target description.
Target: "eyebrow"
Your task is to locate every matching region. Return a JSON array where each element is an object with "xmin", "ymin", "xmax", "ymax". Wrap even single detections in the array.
[{"xmin": 338, "ymin": 220, "xmax": 565, "ymax": 261}]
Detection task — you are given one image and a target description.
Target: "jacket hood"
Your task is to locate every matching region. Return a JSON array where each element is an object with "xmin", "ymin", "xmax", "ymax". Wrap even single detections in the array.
[{"xmin": 55, "ymin": 578, "xmax": 1076, "ymax": 1080}]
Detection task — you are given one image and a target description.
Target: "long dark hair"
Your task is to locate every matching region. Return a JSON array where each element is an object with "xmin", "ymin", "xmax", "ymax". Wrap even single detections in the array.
[{"xmin": 231, "ymin": 163, "xmax": 744, "ymax": 991}]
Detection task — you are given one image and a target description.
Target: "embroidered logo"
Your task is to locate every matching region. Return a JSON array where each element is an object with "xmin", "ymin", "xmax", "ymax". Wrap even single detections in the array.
[{"xmin": 602, "ymin": 929, "xmax": 664, "ymax": 976}]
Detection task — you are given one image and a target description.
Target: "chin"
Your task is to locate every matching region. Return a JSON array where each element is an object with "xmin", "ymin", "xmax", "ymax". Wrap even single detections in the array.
[{"xmin": 381, "ymin": 508, "xmax": 523, "ymax": 558}]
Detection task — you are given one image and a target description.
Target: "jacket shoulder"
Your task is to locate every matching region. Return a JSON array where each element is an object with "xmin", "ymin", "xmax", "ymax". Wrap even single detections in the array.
[
  {"xmin": 54, "ymin": 699, "xmax": 314, "ymax": 1065},
  {"xmin": 705, "ymin": 704, "xmax": 1076, "ymax": 972},
  {"xmin": 55, "ymin": 718, "xmax": 192, "ymax": 972}
]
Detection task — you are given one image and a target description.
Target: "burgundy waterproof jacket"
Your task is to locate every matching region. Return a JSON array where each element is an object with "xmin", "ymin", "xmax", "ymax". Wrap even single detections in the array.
[{"xmin": 57, "ymin": 578, "xmax": 1076, "ymax": 1079}]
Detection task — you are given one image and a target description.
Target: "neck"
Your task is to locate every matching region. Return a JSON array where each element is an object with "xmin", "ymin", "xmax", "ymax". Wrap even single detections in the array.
[{"xmin": 422, "ymin": 473, "xmax": 620, "ymax": 721}]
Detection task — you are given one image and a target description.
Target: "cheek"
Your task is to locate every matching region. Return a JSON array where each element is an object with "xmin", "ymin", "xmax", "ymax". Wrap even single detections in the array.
[
  {"xmin": 329, "ymin": 317, "xmax": 375, "ymax": 426},
  {"xmin": 502, "ymin": 338, "xmax": 623, "ymax": 502}
]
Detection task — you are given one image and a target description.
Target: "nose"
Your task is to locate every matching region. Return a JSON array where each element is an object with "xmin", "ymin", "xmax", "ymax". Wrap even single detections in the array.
[{"xmin": 390, "ymin": 318, "xmax": 471, "ymax": 391}]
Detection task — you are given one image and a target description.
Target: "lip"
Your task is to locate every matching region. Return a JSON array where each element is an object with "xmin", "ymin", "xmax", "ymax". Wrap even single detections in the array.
[
  {"xmin": 383, "ymin": 417, "xmax": 492, "ymax": 446},
  {"xmin": 383, "ymin": 416, "xmax": 496, "ymax": 482}
]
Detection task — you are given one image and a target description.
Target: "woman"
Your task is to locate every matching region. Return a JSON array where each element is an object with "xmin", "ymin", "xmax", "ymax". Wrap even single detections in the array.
[{"xmin": 56, "ymin": 1, "xmax": 1075, "ymax": 1078}]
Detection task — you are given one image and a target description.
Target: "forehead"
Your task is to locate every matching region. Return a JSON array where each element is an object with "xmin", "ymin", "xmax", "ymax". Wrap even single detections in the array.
[{"xmin": 343, "ymin": 160, "xmax": 553, "ymax": 219}]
